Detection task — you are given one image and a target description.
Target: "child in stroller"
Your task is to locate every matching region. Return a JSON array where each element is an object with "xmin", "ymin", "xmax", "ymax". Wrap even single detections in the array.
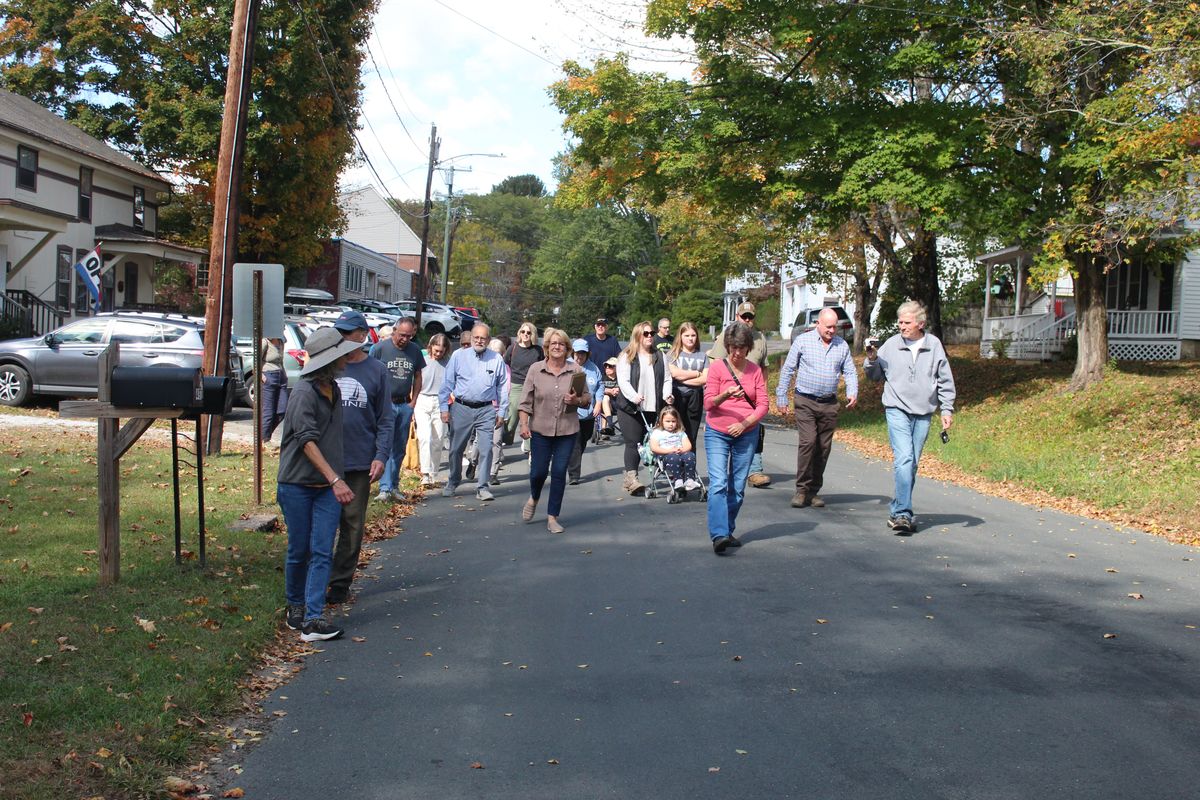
[
  {"xmin": 646, "ymin": 407, "xmax": 703, "ymax": 501},
  {"xmin": 592, "ymin": 357, "xmax": 621, "ymax": 443}
]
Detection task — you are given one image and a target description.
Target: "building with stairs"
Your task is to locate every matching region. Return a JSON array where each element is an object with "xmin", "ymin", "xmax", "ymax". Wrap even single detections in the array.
[{"xmin": 978, "ymin": 246, "xmax": 1199, "ymax": 361}]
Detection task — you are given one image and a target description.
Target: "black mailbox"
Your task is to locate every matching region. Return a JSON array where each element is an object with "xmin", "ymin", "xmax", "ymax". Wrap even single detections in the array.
[
  {"xmin": 111, "ymin": 366, "xmax": 203, "ymax": 409},
  {"xmin": 191, "ymin": 376, "xmax": 235, "ymax": 418}
]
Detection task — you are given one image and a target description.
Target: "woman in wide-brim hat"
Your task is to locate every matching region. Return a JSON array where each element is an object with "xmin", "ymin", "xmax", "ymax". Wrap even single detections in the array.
[{"xmin": 277, "ymin": 326, "xmax": 363, "ymax": 643}]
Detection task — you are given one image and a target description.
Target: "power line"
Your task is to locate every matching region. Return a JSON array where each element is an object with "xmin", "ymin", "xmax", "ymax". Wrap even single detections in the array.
[
  {"xmin": 430, "ymin": 0, "xmax": 560, "ymax": 67},
  {"xmin": 363, "ymin": 37, "xmax": 427, "ymax": 159}
]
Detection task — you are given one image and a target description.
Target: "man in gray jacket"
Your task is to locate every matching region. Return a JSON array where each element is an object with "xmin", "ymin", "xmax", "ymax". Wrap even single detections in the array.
[{"xmin": 863, "ymin": 300, "xmax": 956, "ymax": 534}]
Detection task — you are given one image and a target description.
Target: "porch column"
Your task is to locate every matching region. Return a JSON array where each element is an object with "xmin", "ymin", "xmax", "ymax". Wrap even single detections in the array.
[
  {"xmin": 1015, "ymin": 259, "xmax": 1024, "ymax": 316},
  {"xmin": 983, "ymin": 262, "xmax": 993, "ymax": 322}
]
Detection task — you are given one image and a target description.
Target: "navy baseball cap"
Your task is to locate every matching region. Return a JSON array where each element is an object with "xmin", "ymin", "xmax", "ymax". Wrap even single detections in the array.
[{"xmin": 333, "ymin": 310, "xmax": 369, "ymax": 332}]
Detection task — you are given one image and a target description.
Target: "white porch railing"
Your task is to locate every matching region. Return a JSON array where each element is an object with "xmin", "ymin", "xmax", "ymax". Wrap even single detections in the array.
[
  {"xmin": 1105, "ymin": 310, "xmax": 1179, "ymax": 338},
  {"xmin": 984, "ymin": 313, "xmax": 1049, "ymax": 342},
  {"xmin": 982, "ymin": 310, "xmax": 1181, "ymax": 360}
]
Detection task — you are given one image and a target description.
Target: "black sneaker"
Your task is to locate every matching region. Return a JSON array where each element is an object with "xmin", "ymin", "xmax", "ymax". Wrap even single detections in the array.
[
  {"xmin": 712, "ymin": 536, "xmax": 731, "ymax": 554},
  {"xmin": 465, "ymin": 462, "xmax": 477, "ymax": 480},
  {"xmin": 285, "ymin": 604, "xmax": 304, "ymax": 631},
  {"xmin": 890, "ymin": 515, "xmax": 915, "ymax": 534},
  {"xmin": 725, "ymin": 535, "xmax": 742, "ymax": 548},
  {"xmin": 300, "ymin": 617, "xmax": 344, "ymax": 642}
]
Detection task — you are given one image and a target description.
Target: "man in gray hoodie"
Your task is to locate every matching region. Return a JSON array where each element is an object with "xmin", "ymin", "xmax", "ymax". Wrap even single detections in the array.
[{"xmin": 863, "ymin": 300, "xmax": 956, "ymax": 534}]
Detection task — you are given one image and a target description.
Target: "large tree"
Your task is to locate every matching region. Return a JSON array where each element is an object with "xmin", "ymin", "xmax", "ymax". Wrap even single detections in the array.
[
  {"xmin": 986, "ymin": 0, "xmax": 1200, "ymax": 389},
  {"xmin": 0, "ymin": 0, "xmax": 376, "ymax": 272},
  {"xmin": 552, "ymin": 1, "xmax": 1008, "ymax": 338}
]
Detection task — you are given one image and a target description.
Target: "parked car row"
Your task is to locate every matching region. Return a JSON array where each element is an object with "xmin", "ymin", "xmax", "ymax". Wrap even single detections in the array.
[{"xmin": 0, "ymin": 312, "xmax": 248, "ymax": 407}]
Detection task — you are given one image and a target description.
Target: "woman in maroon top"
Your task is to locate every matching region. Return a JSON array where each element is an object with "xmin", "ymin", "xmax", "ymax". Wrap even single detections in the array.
[{"xmin": 518, "ymin": 328, "xmax": 591, "ymax": 533}]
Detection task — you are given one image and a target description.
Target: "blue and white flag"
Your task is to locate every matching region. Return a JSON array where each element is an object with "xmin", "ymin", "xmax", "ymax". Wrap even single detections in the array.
[{"xmin": 73, "ymin": 245, "xmax": 103, "ymax": 313}]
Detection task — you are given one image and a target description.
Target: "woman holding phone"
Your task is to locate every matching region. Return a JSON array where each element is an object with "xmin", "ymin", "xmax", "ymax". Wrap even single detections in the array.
[{"xmin": 518, "ymin": 328, "xmax": 592, "ymax": 533}]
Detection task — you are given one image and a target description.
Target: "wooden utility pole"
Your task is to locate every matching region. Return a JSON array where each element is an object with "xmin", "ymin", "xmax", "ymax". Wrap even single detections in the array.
[
  {"xmin": 413, "ymin": 124, "xmax": 439, "ymax": 328},
  {"xmin": 201, "ymin": 0, "xmax": 261, "ymax": 454}
]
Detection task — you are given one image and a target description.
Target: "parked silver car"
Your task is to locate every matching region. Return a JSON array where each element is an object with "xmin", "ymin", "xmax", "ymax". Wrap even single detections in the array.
[
  {"xmin": 0, "ymin": 312, "xmax": 246, "ymax": 407},
  {"xmin": 790, "ymin": 305, "xmax": 856, "ymax": 344},
  {"xmin": 395, "ymin": 299, "xmax": 462, "ymax": 336},
  {"xmin": 232, "ymin": 316, "xmax": 316, "ymax": 405}
]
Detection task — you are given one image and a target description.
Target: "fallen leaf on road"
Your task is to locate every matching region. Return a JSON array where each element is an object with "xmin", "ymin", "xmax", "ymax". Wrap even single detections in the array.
[
  {"xmin": 577, "ymin": 664, "xmax": 589, "ymax": 669},
  {"xmin": 815, "ymin": 618, "xmax": 828, "ymax": 624},
  {"xmin": 351, "ymin": 636, "xmax": 367, "ymax": 643},
  {"xmin": 547, "ymin": 758, "xmax": 560, "ymax": 765},
  {"xmin": 1067, "ymin": 553, "xmax": 1077, "ymax": 558},
  {"xmin": 470, "ymin": 761, "xmax": 485, "ymax": 769},
  {"xmin": 732, "ymin": 655, "xmax": 742, "ymax": 661},
  {"xmin": 1103, "ymin": 633, "xmax": 1118, "ymax": 639},
  {"xmin": 1127, "ymin": 593, "xmax": 1144, "ymax": 600},
  {"xmin": 736, "ymin": 749, "xmax": 748, "ymax": 755},
  {"xmin": 1105, "ymin": 568, "xmax": 1118, "ymax": 573},
  {"xmin": 223, "ymin": 789, "xmax": 246, "ymax": 798},
  {"xmin": 708, "ymin": 766, "xmax": 720, "ymax": 773}
]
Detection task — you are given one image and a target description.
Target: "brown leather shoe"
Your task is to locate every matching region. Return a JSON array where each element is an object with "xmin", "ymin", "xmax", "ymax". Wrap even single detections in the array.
[
  {"xmin": 790, "ymin": 491, "xmax": 809, "ymax": 508},
  {"xmin": 809, "ymin": 495, "xmax": 826, "ymax": 508},
  {"xmin": 748, "ymin": 472, "xmax": 771, "ymax": 488}
]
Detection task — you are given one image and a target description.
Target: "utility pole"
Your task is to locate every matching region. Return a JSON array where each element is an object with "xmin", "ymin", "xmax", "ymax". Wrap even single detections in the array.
[
  {"xmin": 413, "ymin": 124, "xmax": 439, "ymax": 329},
  {"xmin": 201, "ymin": 0, "xmax": 260, "ymax": 455},
  {"xmin": 440, "ymin": 165, "xmax": 471, "ymax": 304}
]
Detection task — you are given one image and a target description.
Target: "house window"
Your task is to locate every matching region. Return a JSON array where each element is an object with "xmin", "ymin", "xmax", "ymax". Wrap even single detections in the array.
[
  {"xmin": 74, "ymin": 248, "xmax": 91, "ymax": 314},
  {"xmin": 17, "ymin": 146, "xmax": 37, "ymax": 190},
  {"xmin": 133, "ymin": 187, "xmax": 145, "ymax": 230},
  {"xmin": 345, "ymin": 261, "xmax": 364, "ymax": 293},
  {"xmin": 56, "ymin": 246, "xmax": 72, "ymax": 310},
  {"xmin": 124, "ymin": 262, "xmax": 139, "ymax": 306},
  {"xmin": 78, "ymin": 167, "xmax": 93, "ymax": 222},
  {"xmin": 194, "ymin": 261, "xmax": 209, "ymax": 290}
]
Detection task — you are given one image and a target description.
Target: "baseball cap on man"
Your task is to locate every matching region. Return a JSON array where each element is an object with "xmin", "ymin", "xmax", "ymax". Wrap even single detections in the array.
[
  {"xmin": 332, "ymin": 310, "xmax": 369, "ymax": 332},
  {"xmin": 604, "ymin": 357, "xmax": 618, "ymax": 367},
  {"xmin": 594, "ymin": 317, "xmax": 608, "ymax": 325},
  {"xmin": 736, "ymin": 302, "xmax": 756, "ymax": 316},
  {"xmin": 572, "ymin": 338, "xmax": 589, "ymax": 353}
]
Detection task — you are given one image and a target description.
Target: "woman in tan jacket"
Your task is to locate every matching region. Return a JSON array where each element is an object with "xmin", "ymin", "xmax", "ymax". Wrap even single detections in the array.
[{"xmin": 518, "ymin": 328, "xmax": 591, "ymax": 533}]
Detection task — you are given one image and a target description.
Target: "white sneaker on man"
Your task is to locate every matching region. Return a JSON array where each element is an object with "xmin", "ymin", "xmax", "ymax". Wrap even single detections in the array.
[{"xmin": 476, "ymin": 487, "xmax": 495, "ymax": 502}]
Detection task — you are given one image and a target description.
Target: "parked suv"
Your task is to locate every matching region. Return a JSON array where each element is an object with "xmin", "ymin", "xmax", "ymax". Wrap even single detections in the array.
[
  {"xmin": 0, "ymin": 312, "xmax": 246, "ymax": 407},
  {"xmin": 395, "ymin": 299, "xmax": 462, "ymax": 336},
  {"xmin": 344, "ymin": 298, "xmax": 403, "ymax": 318},
  {"xmin": 790, "ymin": 305, "xmax": 855, "ymax": 344}
]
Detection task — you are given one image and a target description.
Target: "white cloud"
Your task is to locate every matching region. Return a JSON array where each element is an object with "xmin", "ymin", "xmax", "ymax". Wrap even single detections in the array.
[{"xmin": 343, "ymin": 0, "xmax": 694, "ymax": 199}]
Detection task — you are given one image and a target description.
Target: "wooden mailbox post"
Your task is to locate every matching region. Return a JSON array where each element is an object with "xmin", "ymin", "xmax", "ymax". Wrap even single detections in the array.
[{"xmin": 59, "ymin": 344, "xmax": 186, "ymax": 585}]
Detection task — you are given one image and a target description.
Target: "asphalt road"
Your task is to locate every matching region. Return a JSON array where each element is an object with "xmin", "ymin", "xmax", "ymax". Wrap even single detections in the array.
[{"xmin": 230, "ymin": 425, "xmax": 1200, "ymax": 799}]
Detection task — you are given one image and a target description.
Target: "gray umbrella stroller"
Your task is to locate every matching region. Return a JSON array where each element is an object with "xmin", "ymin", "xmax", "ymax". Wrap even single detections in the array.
[{"xmin": 637, "ymin": 411, "xmax": 706, "ymax": 503}]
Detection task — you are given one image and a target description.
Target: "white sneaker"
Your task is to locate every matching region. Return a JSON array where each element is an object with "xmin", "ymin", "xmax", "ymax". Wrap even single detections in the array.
[
  {"xmin": 442, "ymin": 484, "xmax": 456, "ymax": 497},
  {"xmin": 673, "ymin": 479, "xmax": 685, "ymax": 489},
  {"xmin": 684, "ymin": 478, "xmax": 700, "ymax": 491},
  {"xmin": 421, "ymin": 474, "xmax": 434, "ymax": 488},
  {"xmin": 374, "ymin": 490, "xmax": 391, "ymax": 503},
  {"xmin": 476, "ymin": 487, "xmax": 495, "ymax": 502}
]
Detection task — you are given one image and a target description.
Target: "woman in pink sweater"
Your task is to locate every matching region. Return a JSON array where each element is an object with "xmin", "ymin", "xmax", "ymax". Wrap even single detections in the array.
[{"xmin": 703, "ymin": 322, "xmax": 769, "ymax": 554}]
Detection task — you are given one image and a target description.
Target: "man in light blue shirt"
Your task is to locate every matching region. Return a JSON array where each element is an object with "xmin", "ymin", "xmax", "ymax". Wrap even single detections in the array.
[
  {"xmin": 567, "ymin": 338, "xmax": 605, "ymax": 484},
  {"xmin": 777, "ymin": 307, "xmax": 858, "ymax": 510},
  {"xmin": 439, "ymin": 323, "xmax": 509, "ymax": 500}
]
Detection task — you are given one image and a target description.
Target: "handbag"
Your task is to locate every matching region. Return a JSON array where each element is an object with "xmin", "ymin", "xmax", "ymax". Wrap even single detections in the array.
[{"xmin": 401, "ymin": 418, "xmax": 420, "ymax": 471}]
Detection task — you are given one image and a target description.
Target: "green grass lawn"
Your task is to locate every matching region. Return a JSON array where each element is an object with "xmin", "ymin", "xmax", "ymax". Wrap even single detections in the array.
[
  {"xmin": 769, "ymin": 346, "xmax": 1200, "ymax": 541},
  {"xmin": 0, "ymin": 428, "xmax": 287, "ymax": 797}
]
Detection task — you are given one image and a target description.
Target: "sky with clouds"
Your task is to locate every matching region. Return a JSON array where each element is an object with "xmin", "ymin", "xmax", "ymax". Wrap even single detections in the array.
[{"xmin": 342, "ymin": 0, "xmax": 694, "ymax": 201}]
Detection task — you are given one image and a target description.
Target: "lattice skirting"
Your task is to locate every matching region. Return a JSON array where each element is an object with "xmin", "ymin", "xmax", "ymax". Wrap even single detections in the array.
[{"xmin": 1108, "ymin": 340, "xmax": 1181, "ymax": 361}]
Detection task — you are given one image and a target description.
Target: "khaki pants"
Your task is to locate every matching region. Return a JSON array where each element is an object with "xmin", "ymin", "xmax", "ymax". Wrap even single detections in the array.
[{"xmin": 793, "ymin": 395, "xmax": 838, "ymax": 495}]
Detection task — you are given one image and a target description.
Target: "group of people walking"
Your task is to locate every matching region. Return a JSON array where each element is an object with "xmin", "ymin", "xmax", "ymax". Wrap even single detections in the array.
[{"xmin": 272, "ymin": 300, "xmax": 956, "ymax": 641}]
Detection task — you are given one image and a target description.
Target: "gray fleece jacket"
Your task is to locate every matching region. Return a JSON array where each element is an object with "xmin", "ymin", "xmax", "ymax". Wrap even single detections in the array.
[{"xmin": 863, "ymin": 333, "xmax": 956, "ymax": 416}]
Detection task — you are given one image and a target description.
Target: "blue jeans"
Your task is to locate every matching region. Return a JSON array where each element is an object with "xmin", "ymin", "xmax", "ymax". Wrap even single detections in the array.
[
  {"xmin": 704, "ymin": 426, "xmax": 757, "ymax": 541},
  {"xmin": 885, "ymin": 407, "xmax": 932, "ymax": 518},
  {"xmin": 529, "ymin": 432, "xmax": 576, "ymax": 516},
  {"xmin": 277, "ymin": 482, "xmax": 341, "ymax": 622},
  {"xmin": 380, "ymin": 401, "xmax": 415, "ymax": 493},
  {"xmin": 260, "ymin": 370, "xmax": 288, "ymax": 441}
]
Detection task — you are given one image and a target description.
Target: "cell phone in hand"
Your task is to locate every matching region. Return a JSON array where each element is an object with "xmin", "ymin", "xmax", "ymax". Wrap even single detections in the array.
[
  {"xmin": 866, "ymin": 337, "xmax": 880, "ymax": 350},
  {"xmin": 940, "ymin": 430, "xmax": 950, "ymax": 444}
]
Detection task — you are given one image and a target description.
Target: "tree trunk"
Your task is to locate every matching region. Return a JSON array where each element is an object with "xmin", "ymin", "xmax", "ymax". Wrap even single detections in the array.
[
  {"xmin": 849, "ymin": 241, "xmax": 872, "ymax": 354},
  {"xmin": 1069, "ymin": 256, "xmax": 1108, "ymax": 391},
  {"xmin": 909, "ymin": 228, "xmax": 943, "ymax": 339}
]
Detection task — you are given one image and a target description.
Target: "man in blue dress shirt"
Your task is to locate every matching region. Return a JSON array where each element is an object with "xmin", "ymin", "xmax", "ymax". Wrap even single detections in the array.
[
  {"xmin": 439, "ymin": 323, "xmax": 509, "ymax": 501},
  {"xmin": 776, "ymin": 307, "xmax": 858, "ymax": 510}
]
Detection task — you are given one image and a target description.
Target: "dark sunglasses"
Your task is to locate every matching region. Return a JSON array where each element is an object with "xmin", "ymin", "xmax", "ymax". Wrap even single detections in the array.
[
  {"xmin": 740, "ymin": 313, "xmax": 755, "ymax": 321},
  {"xmin": 641, "ymin": 331, "xmax": 654, "ymax": 337}
]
